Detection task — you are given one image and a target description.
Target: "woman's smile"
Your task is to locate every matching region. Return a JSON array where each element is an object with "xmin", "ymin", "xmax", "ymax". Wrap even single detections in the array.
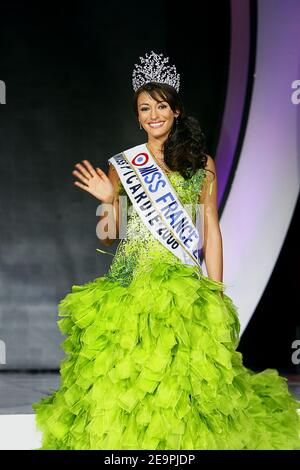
[{"xmin": 148, "ymin": 121, "xmax": 165, "ymax": 128}]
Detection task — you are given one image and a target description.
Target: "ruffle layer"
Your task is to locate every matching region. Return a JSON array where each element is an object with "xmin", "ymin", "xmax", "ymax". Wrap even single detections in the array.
[{"xmin": 32, "ymin": 261, "xmax": 300, "ymax": 450}]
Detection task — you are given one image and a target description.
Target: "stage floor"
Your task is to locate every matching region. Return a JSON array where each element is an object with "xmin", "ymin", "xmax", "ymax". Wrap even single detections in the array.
[{"xmin": 0, "ymin": 372, "xmax": 299, "ymax": 450}]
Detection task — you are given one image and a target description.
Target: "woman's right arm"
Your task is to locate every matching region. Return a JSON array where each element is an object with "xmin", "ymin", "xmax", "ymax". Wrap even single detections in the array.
[
  {"xmin": 98, "ymin": 163, "xmax": 120, "ymax": 247},
  {"xmin": 72, "ymin": 159, "xmax": 120, "ymax": 247}
]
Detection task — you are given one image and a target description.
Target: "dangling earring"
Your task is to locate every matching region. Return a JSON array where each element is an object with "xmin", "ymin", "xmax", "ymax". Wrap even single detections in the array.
[{"xmin": 139, "ymin": 122, "xmax": 142, "ymax": 130}]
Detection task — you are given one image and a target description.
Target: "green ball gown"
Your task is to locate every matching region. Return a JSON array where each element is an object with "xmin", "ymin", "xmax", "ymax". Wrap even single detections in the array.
[{"xmin": 32, "ymin": 166, "xmax": 300, "ymax": 450}]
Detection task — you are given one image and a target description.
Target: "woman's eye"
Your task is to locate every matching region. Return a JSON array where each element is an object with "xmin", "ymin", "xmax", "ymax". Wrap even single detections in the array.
[{"xmin": 140, "ymin": 104, "xmax": 168, "ymax": 112}]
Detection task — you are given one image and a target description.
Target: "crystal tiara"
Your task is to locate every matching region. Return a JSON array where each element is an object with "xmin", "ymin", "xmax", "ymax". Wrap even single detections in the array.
[{"xmin": 132, "ymin": 51, "xmax": 180, "ymax": 93}]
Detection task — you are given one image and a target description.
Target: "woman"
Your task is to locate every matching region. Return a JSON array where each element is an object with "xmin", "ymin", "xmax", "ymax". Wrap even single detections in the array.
[{"xmin": 32, "ymin": 51, "xmax": 300, "ymax": 450}]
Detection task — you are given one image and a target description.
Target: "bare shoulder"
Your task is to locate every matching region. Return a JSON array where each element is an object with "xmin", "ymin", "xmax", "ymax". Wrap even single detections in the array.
[
  {"xmin": 202, "ymin": 154, "xmax": 216, "ymax": 186},
  {"xmin": 205, "ymin": 154, "xmax": 216, "ymax": 175},
  {"xmin": 108, "ymin": 161, "xmax": 120, "ymax": 181},
  {"xmin": 198, "ymin": 154, "xmax": 218, "ymax": 205},
  {"xmin": 108, "ymin": 161, "xmax": 121, "ymax": 198}
]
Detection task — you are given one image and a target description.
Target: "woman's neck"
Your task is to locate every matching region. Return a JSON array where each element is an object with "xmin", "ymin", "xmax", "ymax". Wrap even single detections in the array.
[{"xmin": 147, "ymin": 137, "xmax": 165, "ymax": 159}]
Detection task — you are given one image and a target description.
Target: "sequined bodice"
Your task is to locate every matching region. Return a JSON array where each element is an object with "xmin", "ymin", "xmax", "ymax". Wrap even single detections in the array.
[{"xmin": 105, "ymin": 168, "xmax": 207, "ymax": 287}]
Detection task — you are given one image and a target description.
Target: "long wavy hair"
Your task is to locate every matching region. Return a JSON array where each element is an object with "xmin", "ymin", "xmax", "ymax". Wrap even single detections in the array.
[{"xmin": 133, "ymin": 82, "xmax": 209, "ymax": 180}]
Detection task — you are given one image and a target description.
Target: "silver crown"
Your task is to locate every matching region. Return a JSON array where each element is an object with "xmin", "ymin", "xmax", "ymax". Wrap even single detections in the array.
[{"xmin": 132, "ymin": 51, "xmax": 180, "ymax": 93}]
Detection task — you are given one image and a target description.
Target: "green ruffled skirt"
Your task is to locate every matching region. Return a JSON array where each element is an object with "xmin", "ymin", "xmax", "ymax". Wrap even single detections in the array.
[{"xmin": 32, "ymin": 260, "xmax": 300, "ymax": 449}]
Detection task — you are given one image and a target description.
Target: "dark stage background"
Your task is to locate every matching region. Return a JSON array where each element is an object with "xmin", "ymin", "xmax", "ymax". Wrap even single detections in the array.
[{"xmin": 0, "ymin": 0, "xmax": 298, "ymax": 373}]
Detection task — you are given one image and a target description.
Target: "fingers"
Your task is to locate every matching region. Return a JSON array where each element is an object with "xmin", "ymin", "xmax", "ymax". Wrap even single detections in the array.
[
  {"xmin": 82, "ymin": 160, "xmax": 97, "ymax": 177},
  {"xmin": 72, "ymin": 161, "xmax": 108, "ymax": 196},
  {"xmin": 74, "ymin": 162, "xmax": 93, "ymax": 180},
  {"xmin": 72, "ymin": 169, "xmax": 90, "ymax": 185},
  {"xmin": 96, "ymin": 167, "xmax": 107, "ymax": 179},
  {"xmin": 74, "ymin": 181, "xmax": 89, "ymax": 191}
]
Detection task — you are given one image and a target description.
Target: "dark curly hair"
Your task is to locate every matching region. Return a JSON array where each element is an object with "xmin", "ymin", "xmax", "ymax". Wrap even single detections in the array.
[{"xmin": 133, "ymin": 82, "xmax": 210, "ymax": 180}]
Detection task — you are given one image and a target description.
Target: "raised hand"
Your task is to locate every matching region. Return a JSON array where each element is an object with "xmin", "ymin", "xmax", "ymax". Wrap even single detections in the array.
[{"xmin": 72, "ymin": 160, "xmax": 115, "ymax": 203}]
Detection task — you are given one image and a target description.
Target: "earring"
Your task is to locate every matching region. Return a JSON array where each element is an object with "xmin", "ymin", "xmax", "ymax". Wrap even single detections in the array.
[{"xmin": 139, "ymin": 122, "xmax": 142, "ymax": 130}]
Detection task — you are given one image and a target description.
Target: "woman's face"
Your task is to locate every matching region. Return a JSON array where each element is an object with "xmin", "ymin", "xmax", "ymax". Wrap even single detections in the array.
[{"xmin": 137, "ymin": 91, "xmax": 179, "ymax": 140}]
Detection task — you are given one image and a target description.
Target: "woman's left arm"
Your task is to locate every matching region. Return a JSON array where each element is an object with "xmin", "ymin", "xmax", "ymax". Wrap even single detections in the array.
[{"xmin": 198, "ymin": 155, "xmax": 224, "ymax": 296}]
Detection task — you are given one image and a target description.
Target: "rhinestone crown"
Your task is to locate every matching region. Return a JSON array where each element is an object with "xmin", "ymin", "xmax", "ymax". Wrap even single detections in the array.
[{"xmin": 132, "ymin": 51, "xmax": 180, "ymax": 93}]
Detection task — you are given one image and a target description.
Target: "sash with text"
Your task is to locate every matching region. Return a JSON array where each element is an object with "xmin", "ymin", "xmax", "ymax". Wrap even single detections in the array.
[{"xmin": 108, "ymin": 143, "xmax": 202, "ymax": 269}]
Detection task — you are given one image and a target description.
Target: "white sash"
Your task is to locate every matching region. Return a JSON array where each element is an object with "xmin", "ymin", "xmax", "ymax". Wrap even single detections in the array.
[{"xmin": 108, "ymin": 143, "xmax": 202, "ymax": 269}]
